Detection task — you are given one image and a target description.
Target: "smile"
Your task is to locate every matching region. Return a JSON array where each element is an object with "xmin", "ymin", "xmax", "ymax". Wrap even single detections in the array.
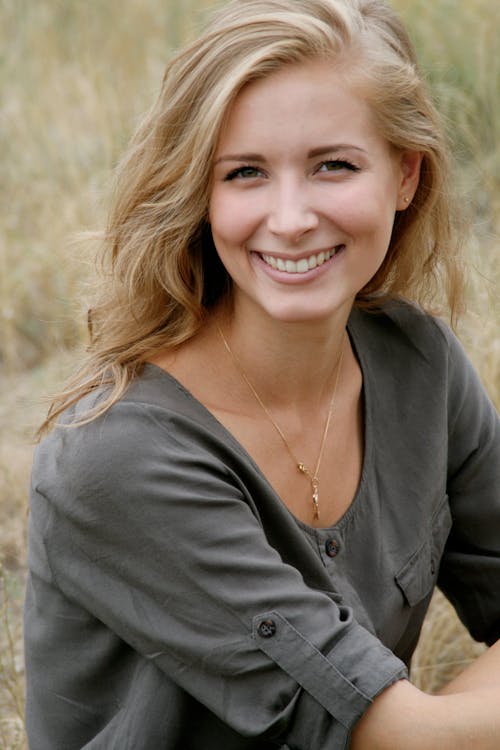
[{"xmin": 260, "ymin": 247, "xmax": 342, "ymax": 274}]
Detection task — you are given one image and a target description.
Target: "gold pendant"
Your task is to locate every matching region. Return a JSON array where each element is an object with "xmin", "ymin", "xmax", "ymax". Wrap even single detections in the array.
[
  {"xmin": 312, "ymin": 478, "xmax": 320, "ymax": 521},
  {"xmin": 298, "ymin": 463, "xmax": 320, "ymax": 521}
]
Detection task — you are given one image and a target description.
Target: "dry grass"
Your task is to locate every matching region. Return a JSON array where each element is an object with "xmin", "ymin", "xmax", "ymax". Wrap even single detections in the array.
[
  {"xmin": 0, "ymin": 354, "xmax": 76, "ymax": 749},
  {"xmin": 0, "ymin": 567, "xmax": 26, "ymax": 750},
  {"xmin": 411, "ymin": 590, "xmax": 488, "ymax": 694},
  {"xmin": 0, "ymin": 0, "xmax": 498, "ymax": 745}
]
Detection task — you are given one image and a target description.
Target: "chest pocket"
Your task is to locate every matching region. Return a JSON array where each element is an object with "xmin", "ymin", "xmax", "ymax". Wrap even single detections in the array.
[{"xmin": 395, "ymin": 495, "xmax": 452, "ymax": 607}]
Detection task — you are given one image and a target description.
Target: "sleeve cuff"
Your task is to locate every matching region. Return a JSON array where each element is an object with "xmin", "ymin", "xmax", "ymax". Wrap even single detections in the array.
[{"xmin": 253, "ymin": 610, "xmax": 408, "ymax": 731}]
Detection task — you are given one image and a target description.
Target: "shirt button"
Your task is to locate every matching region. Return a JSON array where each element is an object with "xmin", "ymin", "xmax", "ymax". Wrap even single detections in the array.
[
  {"xmin": 257, "ymin": 619, "xmax": 277, "ymax": 638},
  {"xmin": 325, "ymin": 538, "xmax": 340, "ymax": 558}
]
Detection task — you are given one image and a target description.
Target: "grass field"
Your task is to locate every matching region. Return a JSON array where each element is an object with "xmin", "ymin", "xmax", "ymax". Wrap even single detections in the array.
[{"xmin": 0, "ymin": 0, "xmax": 498, "ymax": 746}]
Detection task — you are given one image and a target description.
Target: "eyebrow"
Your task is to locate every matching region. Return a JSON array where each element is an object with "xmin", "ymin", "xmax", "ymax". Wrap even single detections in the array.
[
  {"xmin": 214, "ymin": 144, "xmax": 367, "ymax": 165},
  {"xmin": 308, "ymin": 144, "xmax": 367, "ymax": 158},
  {"xmin": 214, "ymin": 153, "xmax": 265, "ymax": 165}
]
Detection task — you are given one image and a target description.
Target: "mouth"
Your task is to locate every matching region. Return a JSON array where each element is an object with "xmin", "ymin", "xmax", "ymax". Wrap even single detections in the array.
[{"xmin": 260, "ymin": 246, "xmax": 344, "ymax": 274}]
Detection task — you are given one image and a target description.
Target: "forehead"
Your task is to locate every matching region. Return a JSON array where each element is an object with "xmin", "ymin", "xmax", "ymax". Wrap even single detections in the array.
[{"xmin": 215, "ymin": 60, "xmax": 386, "ymax": 156}]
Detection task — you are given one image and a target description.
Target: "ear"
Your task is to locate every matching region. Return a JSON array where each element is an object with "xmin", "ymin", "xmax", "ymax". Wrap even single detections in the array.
[{"xmin": 396, "ymin": 150, "xmax": 423, "ymax": 210}]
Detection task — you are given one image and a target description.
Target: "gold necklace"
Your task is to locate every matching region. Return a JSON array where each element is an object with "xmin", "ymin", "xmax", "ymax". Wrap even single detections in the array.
[{"xmin": 217, "ymin": 325, "xmax": 346, "ymax": 522}]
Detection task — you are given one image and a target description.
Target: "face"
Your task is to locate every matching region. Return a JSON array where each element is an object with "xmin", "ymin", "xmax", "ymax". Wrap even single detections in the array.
[{"xmin": 209, "ymin": 60, "xmax": 420, "ymax": 326}]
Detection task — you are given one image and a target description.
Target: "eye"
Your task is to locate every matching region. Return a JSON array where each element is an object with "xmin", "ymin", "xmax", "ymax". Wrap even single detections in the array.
[
  {"xmin": 317, "ymin": 159, "xmax": 360, "ymax": 173},
  {"xmin": 224, "ymin": 165, "xmax": 264, "ymax": 181}
]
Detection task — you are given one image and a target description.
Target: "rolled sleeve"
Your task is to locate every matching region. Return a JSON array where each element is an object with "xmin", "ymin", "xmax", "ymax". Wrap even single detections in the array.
[{"xmin": 253, "ymin": 610, "xmax": 406, "ymax": 728}]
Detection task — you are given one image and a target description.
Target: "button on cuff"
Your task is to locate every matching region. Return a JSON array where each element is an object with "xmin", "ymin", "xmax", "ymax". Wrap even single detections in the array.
[{"xmin": 257, "ymin": 618, "xmax": 277, "ymax": 638}]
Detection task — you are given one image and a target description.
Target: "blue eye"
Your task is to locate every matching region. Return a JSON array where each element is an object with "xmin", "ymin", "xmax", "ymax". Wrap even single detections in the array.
[
  {"xmin": 318, "ymin": 160, "xmax": 360, "ymax": 173},
  {"xmin": 224, "ymin": 166, "xmax": 263, "ymax": 181}
]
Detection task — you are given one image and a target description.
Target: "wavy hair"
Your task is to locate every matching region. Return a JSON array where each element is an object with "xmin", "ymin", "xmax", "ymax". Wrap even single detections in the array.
[{"xmin": 40, "ymin": 0, "xmax": 464, "ymax": 434}]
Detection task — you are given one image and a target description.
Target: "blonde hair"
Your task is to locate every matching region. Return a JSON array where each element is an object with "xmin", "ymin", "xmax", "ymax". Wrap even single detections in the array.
[{"xmin": 40, "ymin": 0, "xmax": 464, "ymax": 434}]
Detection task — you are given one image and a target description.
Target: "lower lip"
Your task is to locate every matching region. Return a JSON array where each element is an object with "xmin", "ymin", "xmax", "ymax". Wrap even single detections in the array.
[{"xmin": 252, "ymin": 246, "xmax": 345, "ymax": 283}]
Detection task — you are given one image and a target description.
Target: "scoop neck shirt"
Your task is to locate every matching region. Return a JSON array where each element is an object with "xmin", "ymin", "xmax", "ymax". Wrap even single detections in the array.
[{"xmin": 24, "ymin": 302, "xmax": 500, "ymax": 750}]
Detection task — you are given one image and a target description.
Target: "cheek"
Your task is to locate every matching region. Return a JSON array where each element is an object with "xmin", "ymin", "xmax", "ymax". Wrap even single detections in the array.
[
  {"xmin": 332, "ymin": 181, "xmax": 398, "ymax": 241},
  {"xmin": 209, "ymin": 191, "xmax": 255, "ymax": 247}
]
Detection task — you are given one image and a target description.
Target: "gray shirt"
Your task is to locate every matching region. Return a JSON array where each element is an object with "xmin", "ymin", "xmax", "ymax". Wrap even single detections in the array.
[{"xmin": 24, "ymin": 302, "xmax": 500, "ymax": 750}]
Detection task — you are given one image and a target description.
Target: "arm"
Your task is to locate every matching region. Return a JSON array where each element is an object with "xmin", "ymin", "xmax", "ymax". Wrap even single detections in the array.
[
  {"xmin": 352, "ymin": 323, "xmax": 500, "ymax": 750},
  {"xmin": 437, "ymin": 323, "xmax": 500, "ymax": 646},
  {"xmin": 437, "ymin": 639, "xmax": 500, "ymax": 694},
  {"xmin": 29, "ymin": 398, "xmax": 406, "ymax": 750},
  {"xmin": 351, "ymin": 642, "xmax": 500, "ymax": 750}
]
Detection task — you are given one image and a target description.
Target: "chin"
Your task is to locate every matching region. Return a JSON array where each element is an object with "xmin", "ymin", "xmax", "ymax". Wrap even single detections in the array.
[{"xmin": 261, "ymin": 304, "xmax": 340, "ymax": 325}]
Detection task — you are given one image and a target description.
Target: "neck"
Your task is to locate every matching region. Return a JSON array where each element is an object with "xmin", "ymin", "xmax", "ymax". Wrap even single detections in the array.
[{"xmin": 213, "ymin": 296, "xmax": 353, "ymax": 410}]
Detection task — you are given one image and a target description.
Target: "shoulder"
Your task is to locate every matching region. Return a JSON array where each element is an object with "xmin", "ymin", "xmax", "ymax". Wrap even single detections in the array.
[
  {"xmin": 32, "ymin": 365, "xmax": 230, "ymax": 511},
  {"xmin": 349, "ymin": 299, "xmax": 495, "ymax": 410},
  {"xmin": 351, "ymin": 297, "xmax": 449, "ymax": 344},
  {"xmin": 349, "ymin": 299, "xmax": 454, "ymax": 373},
  {"xmin": 59, "ymin": 363, "xmax": 216, "ymax": 446},
  {"xmin": 350, "ymin": 299, "xmax": 498, "ymax": 438}
]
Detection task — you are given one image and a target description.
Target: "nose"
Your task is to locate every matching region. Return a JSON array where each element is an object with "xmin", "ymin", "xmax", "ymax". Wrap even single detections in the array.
[{"xmin": 267, "ymin": 178, "xmax": 318, "ymax": 242}]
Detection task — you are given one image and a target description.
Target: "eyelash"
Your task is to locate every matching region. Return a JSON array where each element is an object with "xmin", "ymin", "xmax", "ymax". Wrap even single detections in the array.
[
  {"xmin": 317, "ymin": 159, "xmax": 361, "ymax": 173},
  {"xmin": 224, "ymin": 166, "xmax": 263, "ymax": 181},
  {"xmin": 223, "ymin": 159, "xmax": 360, "ymax": 181}
]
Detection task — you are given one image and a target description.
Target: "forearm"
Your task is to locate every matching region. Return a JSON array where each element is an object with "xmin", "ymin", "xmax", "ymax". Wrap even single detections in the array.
[
  {"xmin": 350, "ymin": 643, "xmax": 500, "ymax": 750},
  {"xmin": 437, "ymin": 639, "xmax": 500, "ymax": 695},
  {"xmin": 350, "ymin": 680, "xmax": 452, "ymax": 750}
]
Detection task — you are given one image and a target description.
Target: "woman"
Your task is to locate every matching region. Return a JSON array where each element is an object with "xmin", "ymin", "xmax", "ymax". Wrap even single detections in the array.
[{"xmin": 25, "ymin": 0, "xmax": 500, "ymax": 748}]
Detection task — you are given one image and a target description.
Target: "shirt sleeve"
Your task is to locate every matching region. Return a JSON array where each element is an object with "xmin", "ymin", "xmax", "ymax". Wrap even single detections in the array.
[
  {"xmin": 437, "ymin": 322, "xmax": 500, "ymax": 645},
  {"xmin": 31, "ymin": 400, "xmax": 407, "ymax": 749}
]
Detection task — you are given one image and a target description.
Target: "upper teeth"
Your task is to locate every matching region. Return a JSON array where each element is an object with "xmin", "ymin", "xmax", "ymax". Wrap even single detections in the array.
[{"xmin": 261, "ymin": 248, "xmax": 338, "ymax": 274}]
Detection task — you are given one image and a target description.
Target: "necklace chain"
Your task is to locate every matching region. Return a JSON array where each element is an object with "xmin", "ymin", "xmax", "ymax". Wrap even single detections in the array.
[{"xmin": 217, "ymin": 325, "xmax": 346, "ymax": 522}]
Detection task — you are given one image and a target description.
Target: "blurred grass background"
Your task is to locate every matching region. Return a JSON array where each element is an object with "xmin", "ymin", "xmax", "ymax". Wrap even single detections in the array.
[{"xmin": 0, "ymin": 0, "xmax": 498, "ymax": 746}]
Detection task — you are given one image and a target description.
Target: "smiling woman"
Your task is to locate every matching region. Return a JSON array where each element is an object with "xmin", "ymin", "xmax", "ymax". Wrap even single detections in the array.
[
  {"xmin": 25, "ymin": 1, "xmax": 500, "ymax": 749},
  {"xmin": 209, "ymin": 61, "xmax": 421, "ymax": 324}
]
